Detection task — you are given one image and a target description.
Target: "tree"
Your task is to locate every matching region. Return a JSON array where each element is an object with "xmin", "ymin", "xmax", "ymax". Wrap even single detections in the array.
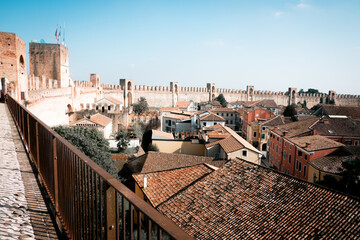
[
  {"xmin": 53, "ymin": 125, "xmax": 118, "ymax": 178},
  {"xmin": 283, "ymin": 104, "xmax": 297, "ymax": 118},
  {"xmin": 132, "ymin": 97, "xmax": 148, "ymax": 115},
  {"xmin": 116, "ymin": 131, "xmax": 130, "ymax": 152},
  {"xmin": 320, "ymin": 97, "xmax": 324, "ymax": 104},
  {"xmin": 317, "ymin": 157, "xmax": 360, "ymax": 197},
  {"xmin": 302, "ymin": 100, "xmax": 307, "ymax": 109},
  {"xmin": 215, "ymin": 94, "xmax": 227, "ymax": 107}
]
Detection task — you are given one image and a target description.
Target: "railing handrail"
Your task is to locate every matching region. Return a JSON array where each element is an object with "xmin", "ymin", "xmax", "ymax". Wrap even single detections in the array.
[{"xmin": 6, "ymin": 94, "xmax": 193, "ymax": 240}]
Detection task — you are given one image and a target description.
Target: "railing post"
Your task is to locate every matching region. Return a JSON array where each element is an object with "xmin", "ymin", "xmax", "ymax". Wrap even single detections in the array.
[
  {"xmin": 27, "ymin": 113, "xmax": 30, "ymax": 152},
  {"xmin": 106, "ymin": 185, "xmax": 116, "ymax": 239},
  {"xmin": 53, "ymin": 137, "xmax": 59, "ymax": 213},
  {"xmin": 35, "ymin": 122, "xmax": 40, "ymax": 172}
]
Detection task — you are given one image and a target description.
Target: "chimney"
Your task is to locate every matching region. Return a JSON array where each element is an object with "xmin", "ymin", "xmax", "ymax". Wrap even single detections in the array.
[
  {"xmin": 305, "ymin": 142, "xmax": 311, "ymax": 148},
  {"xmin": 311, "ymin": 129, "xmax": 317, "ymax": 135},
  {"xmin": 283, "ymin": 131, "xmax": 288, "ymax": 136},
  {"xmin": 143, "ymin": 175, "xmax": 147, "ymax": 188}
]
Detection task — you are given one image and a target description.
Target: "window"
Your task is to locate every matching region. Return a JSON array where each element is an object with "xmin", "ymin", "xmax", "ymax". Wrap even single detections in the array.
[
  {"xmin": 288, "ymin": 154, "xmax": 291, "ymax": 164},
  {"xmin": 253, "ymin": 132, "xmax": 257, "ymax": 138},
  {"xmin": 345, "ymin": 140, "xmax": 352, "ymax": 145},
  {"xmin": 355, "ymin": 140, "xmax": 359, "ymax": 146},
  {"xmin": 313, "ymin": 173, "xmax": 317, "ymax": 182},
  {"xmin": 242, "ymin": 150, "xmax": 247, "ymax": 157},
  {"xmin": 226, "ymin": 120, "xmax": 228, "ymax": 124},
  {"xmin": 289, "ymin": 144, "xmax": 292, "ymax": 150},
  {"xmin": 226, "ymin": 113, "xmax": 229, "ymax": 117},
  {"xmin": 231, "ymin": 114, "xmax": 233, "ymax": 117},
  {"xmin": 282, "ymin": 166, "xmax": 285, "ymax": 173},
  {"xmin": 297, "ymin": 150, "xmax": 302, "ymax": 157},
  {"xmin": 283, "ymin": 151, "xmax": 286, "ymax": 160},
  {"xmin": 203, "ymin": 122, "xmax": 207, "ymax": 126},
  {"xmin": 305, "ymin": 154, "xmax": 308, "ymax": 160},
  {"xmin": 108, "ymin": 106, "xmax": 111, "ymax": 110},
  {"xmin": 303, "ymin": 165, "xmax": 307, "ymax": 177},
  {"xmin": 230, "ymin": 120, "xmax": 233, "ymax": 124},
  {"xmin": 262, "ymin": 127, "xmax": 266, "ymax": 131},
  {"xmin": 261, "ymin": 134, "xmax": 265, "ymax": 139},
  {"xmin": 277, "ymin": 137, "xmax": 279, "ymax": 141},
  {"xmin": 284, "ymin": 142, "xmax": 287, "ymax": 147},
  {"xmin": 298, "ymin": 162, "xmax": 302, "ymax": 171},
  {"xmin": 295, "ymin": 159, "xmax": 298, "ymax": 170},
  {"xmin": 96, "ymin": 106, "xmax": 99, "ymax": 110},
  {"xmin": 276, "ymin": 146, "xmax": 278, "ymax": 153}
]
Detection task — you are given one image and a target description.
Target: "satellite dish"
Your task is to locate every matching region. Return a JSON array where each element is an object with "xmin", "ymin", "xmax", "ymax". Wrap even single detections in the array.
[{"xmin": 40, "ymin": 39, "xmax": 46, "ymax": 43}]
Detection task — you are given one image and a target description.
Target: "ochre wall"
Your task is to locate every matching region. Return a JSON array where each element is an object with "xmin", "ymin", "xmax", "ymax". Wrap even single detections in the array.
[{"xmin": 153, "ymin": 139, "xmax": 205, "ymax": 156}]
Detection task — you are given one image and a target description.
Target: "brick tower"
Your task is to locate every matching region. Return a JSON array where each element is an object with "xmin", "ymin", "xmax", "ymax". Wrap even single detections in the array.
[{"xmin": 0, "ymin": 31, "xmax": 28, "ymax": 101}]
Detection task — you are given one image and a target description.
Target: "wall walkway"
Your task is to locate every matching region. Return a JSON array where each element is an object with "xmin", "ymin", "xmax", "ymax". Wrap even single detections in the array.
[{"xmin": 0, "ymin": 102, "xmax": 58, "ymax": 239}]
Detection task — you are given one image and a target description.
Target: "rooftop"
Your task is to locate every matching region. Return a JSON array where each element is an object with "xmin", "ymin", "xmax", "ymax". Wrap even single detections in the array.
[
  {"xmin": 199, "ymin": 112, "xmax": 225, "ymax": 122},
  {"xmin": 90, "ymin": 113, "xmax": 112, "ymax": 127},
  {"xmin": 270, "ymin": 116, "xmax": 319, "ymax": 138},
  {"xmin": 290, "ymin": 135, "xmax": 344, "ymax": 151},
  {"xmin": 127, "ymin": 152, "xmax": 227, "ymax": 174},
  {"xmin": 133, "ymin": 164, "xmax": 214, "ymax": 207},
  {"xmin": 157, "ymin": 159, "xmax": 360, "ymax": 240}
]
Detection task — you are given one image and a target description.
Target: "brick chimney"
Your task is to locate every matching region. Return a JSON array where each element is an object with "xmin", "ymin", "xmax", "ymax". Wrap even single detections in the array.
[
  {"xmin": 311, "ymin": 129, "xmax": 317, "ymax": 135},
  {"xmin": 283, "ymin": 131, "xmax": 288, "ymax": 136},
  {"xmin": 305, "ymin": 142, "xmax": 311, "ymax": 148}
]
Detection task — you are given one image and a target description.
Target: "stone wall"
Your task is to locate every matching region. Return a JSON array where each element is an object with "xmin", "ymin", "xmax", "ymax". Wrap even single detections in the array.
[
  {"xmin": 29, "ymin": 43, "xmax": 70, "ymax": 88},
  {"xmin": 100, "ymin": 82, "xmax": 360, "ymax": 108}
]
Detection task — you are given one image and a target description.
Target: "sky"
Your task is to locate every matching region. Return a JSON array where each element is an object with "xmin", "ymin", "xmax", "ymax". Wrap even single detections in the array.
[{"xmin": 1, "ymin": 0, "xmax": 359, "ymax": 94}]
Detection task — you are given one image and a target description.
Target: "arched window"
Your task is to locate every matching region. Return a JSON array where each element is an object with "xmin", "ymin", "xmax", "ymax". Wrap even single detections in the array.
[
  {"xmin": 19, "ymin": 55, "xmax": 24, "ymax": 66},
  {"xmin": 127, "ymin": 81, "xmax": 132, "ymax": 91}
]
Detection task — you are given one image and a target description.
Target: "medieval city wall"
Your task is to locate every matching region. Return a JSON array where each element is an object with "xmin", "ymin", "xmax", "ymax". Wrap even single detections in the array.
[{"xmin": 98, "ymin": 82, "xmax": 360, "ymax": 108}]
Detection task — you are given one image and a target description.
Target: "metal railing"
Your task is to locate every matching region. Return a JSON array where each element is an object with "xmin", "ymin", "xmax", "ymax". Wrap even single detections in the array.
[{"xmin": 6, "ymin": 95, "xmax": 193, "ymax": 240}]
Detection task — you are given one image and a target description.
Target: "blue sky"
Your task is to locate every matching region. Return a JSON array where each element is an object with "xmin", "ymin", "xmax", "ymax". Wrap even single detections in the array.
[{"xmin": 1, "ymin": 0, "xmax": 359, "ymax": 94}]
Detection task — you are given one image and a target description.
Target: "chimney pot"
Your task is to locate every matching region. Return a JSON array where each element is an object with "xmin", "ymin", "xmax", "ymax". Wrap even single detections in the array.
[{"xmin": 143, "ymin": 175, "xmax": 147, "ymax": 188}]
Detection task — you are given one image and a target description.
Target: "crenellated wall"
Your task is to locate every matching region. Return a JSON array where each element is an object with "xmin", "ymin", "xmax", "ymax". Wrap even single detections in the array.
[{"xmin": 98, "ymin": 81, "xmax": 360, "ymax": 108}]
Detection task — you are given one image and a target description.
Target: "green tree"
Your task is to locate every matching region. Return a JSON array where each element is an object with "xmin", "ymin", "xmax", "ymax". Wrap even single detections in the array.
[
  {"xmin": 283, "ymin": 104, "xmax": 297, "ymax": 117},
  {"xmin": 116, "ymin": 131, "xmax": 130, "ymax": 152},
  {"xmin": 215, "ymin": 94, "xmax": 227, "ymax": 107},
  {"xmin": 132, "ymin": 97, "xmax": 148, "ymax": 115},
  {"xmin": 317, "ymin": 157, "xmax": 360, "ymax": 197},
  {"xmin": 53, "ymin": 126, "xmax": 118, "ymax": 178},
  {"xmin": 320, "ymin": 97, "xmax": 324, "ymax": 104},
  {"xmin": 302, "ymin": 100, "xmax": 307, "ymax": 109}
]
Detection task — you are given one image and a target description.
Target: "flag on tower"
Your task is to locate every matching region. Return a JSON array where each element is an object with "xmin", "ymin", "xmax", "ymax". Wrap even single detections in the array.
[{"xmin": 55, "ymin": 28, "xmax": 58, "ymax": 41}]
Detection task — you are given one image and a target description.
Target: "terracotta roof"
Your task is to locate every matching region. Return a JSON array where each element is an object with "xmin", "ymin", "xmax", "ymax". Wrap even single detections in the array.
[
  {"xmin": 90, "ymin": 113, "xmax": 112, "ymax": 127},
  {"xmin": 151, "ymin": 130, "xmax": 174, "ymax": 139},
  {"xmin": 310, "ymin": 146, "xmax": 360, "ymax": 174},
  {"xmin": 162, "ymin": 113, "xmax": 190, "ymax": 120},
  {"xmin": 105, "ymin": 96, "xmax": 122, "ymax": 104},
  {"xmin": 290, "ymin": 135, "xmax": 344, "ymax": 151},
  {"xmin": 127, "ymin": 152, "xmax": 227, "ymax": 174},
  {"xmin": 210, "ymin": 108, "xmax": 236, "ymax": 113},
  {"xmin": 175, "ymin": 101, "xmax": 191, "ymax": 109},
  {"xmin": 207, "ymin": 131, "xmax": 230, "ymax": 139},
  {"xmin": 260, "ymin": 115, "xmax": 285, "ymax": 127},
  {"xmin": 313, "ymin": 116, "xmax": 360, "ymax": 137},
  {"xmin": 160, "ymin": 107, "xmax": 179, "ymax": 112},
  {"xmin": 199, "ymin": 113, "xmax": 225, "ymax": 122},
  {"xmin": 133, "ymin": 164, "xmax": 213, "ymax": 207},
  {"xmin": 219, "ymin": 136, "xmax": 245, "ymax": 153},
  {"xmin": 270, "ymin": 116, "xmax": 319, "ymax": 138},
  {"xmin": 205, "ymin": 126, "xmax": 261, "ymax": 154},
  {"xmin": 157, "ymin": 159, "xmax": 360, "ymax": 240},
  {"xmin": 203, "ymin": 124, "xmax": 227, "ymax": 132},
  {"xmin": 315, "ymin": 105, "xmax": 360, "ymax": 121}
]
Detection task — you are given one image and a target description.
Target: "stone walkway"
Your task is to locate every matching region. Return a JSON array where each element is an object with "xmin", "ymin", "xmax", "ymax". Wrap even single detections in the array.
[{"xmin": 0, "ymin": 102, "xmax": 58, "ymax": 239}]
